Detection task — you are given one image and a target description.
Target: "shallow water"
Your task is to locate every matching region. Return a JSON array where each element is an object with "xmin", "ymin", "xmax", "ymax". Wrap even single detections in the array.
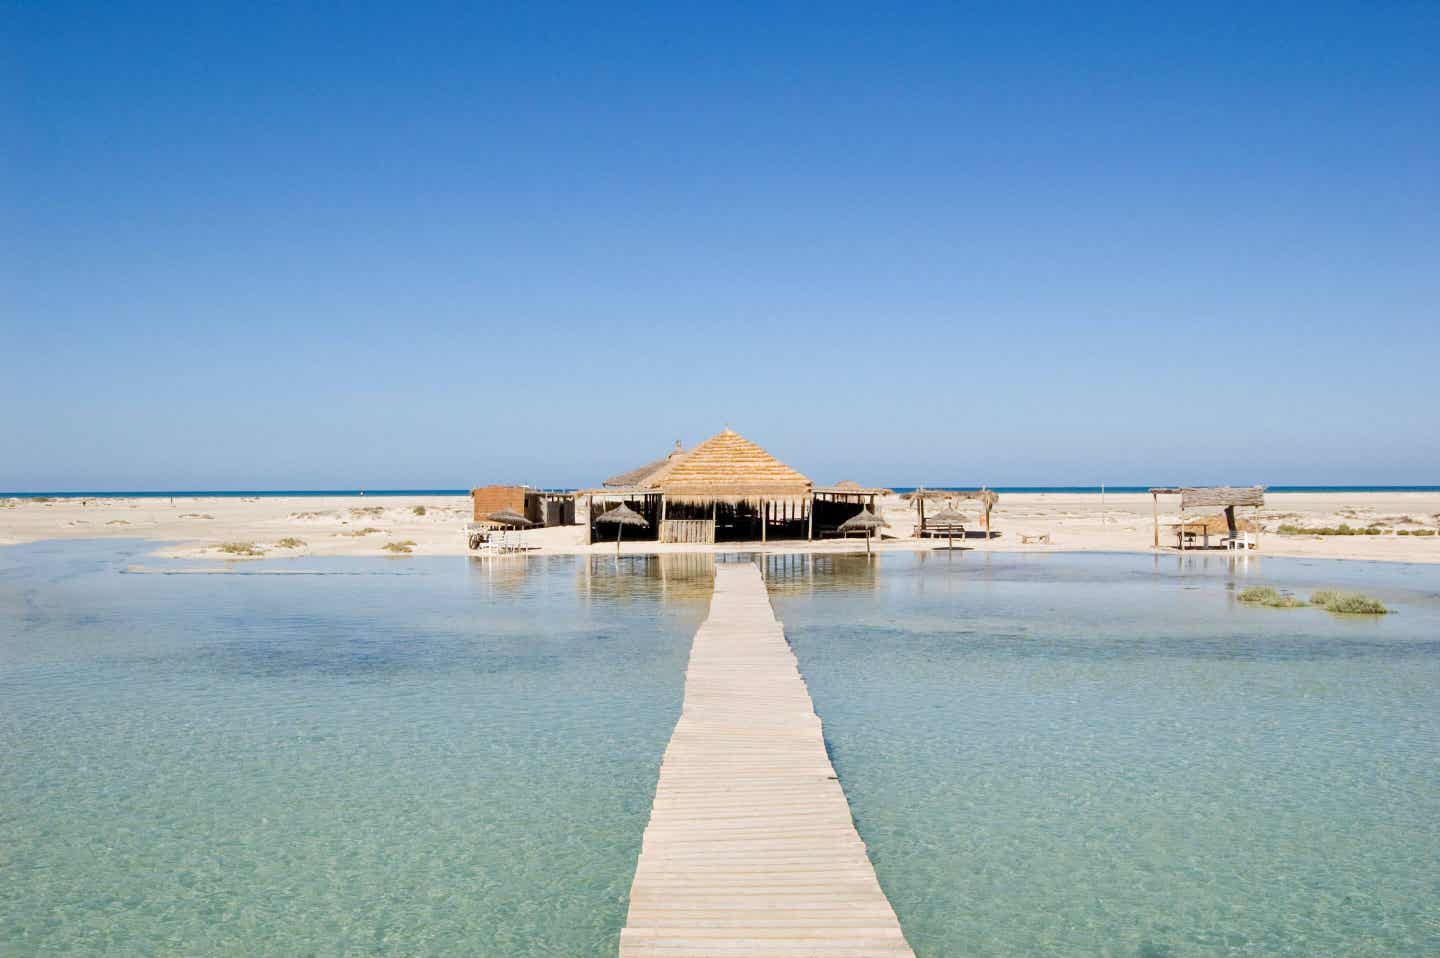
[
  {"xmin": 1, "ymin": 543, "xmax": 712, "ymax": 957},
  {"xmin": 5, "ymin": 544, "xmax": 1439, "ymax": 957},
  {"xmin": 766, "ymin": 551, "xmax": 1440, "ymax": 957}
]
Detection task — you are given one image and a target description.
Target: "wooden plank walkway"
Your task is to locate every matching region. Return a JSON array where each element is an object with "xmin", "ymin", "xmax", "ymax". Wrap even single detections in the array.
[{"xmin": 620, "ymin": 563, "xmax": 915, "ymax": 957}]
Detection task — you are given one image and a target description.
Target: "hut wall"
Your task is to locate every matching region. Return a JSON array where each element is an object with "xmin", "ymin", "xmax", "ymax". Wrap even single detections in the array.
[
  {"xmin": 663, "ymin": 499, "xmax": 809, "ymax": 542},
  {"xmin": 530, "ymin": 496, "xmax": 575, "ymax": 527},
  {"xmin": 471, "ymin": 486, "xmax": 527, "ymax": 522}
]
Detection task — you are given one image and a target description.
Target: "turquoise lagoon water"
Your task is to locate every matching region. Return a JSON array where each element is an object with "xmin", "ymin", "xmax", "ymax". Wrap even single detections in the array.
[
  {"xmin": 1, "ymin": 542, "xmax": 713, "ymax": 956},
  {"xmin": 4, "ymin": 543, "xmax": 1439, "ymax": 957},
  {"xmin": 765, "ymin": 551, "xmax": 1440, "ymax": 957}
]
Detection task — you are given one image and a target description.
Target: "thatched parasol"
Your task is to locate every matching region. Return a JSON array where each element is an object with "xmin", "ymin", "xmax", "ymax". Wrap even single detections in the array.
[
  {"xmin": 927, "ymin": 506, "xmax": 967, "ymax": 550},
  {"xmin": 838, "ymin": 508, "xmax": 888, "ymax": 554},
  {"xmin": 594, "ymin": 503, "xmax": 649, "ymax": 553},
  {"xmin": 486, "ymin": 509, "xmax": 534, "ymax": 528}
]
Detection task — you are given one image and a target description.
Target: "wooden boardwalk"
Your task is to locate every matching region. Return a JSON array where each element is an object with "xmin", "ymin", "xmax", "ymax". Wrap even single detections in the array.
[{"xmin": 620, "ymin": 563, "xmax": 915, "ymax": 957}]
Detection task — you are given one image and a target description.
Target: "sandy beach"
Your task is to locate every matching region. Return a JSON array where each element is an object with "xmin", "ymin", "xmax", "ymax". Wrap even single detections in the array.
[{"xmin": 4, "ymin": 491, "xmax": 1439, "ymax": 565}]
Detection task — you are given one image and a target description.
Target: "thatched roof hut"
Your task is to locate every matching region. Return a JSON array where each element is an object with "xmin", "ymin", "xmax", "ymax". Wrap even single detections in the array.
[{"xmin": 645, "ymin": 428, "xmax": 811, "ymax": 506}]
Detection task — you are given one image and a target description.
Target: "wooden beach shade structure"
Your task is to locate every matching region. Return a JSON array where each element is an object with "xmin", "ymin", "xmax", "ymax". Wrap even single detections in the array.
[
  {"xmin": 906, "ymin": 487, "xmax": 1000, "ymax": 539},
  {"xmin": 927, "ymin": 506, "xmax": 968, "ymax": 550},
  {"xmin": 594, "ymin": 502, "xmax": 649, "ymax": 554},
  {"xmin": 1149, "ymin": 486, "xmax": 1265, "ymax": 551},
  {"xmin": 646, "ymin": 428, "xmax": 813, "ymax": 543},
  {"xmin": 838, "ymin": 507, "xmax": 888, "ymax": 554}
]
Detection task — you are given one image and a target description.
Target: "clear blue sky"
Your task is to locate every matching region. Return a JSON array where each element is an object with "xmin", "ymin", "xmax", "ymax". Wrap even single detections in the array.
[{"xmin": 4, "ymin": 2, "xmax": 1437, "ymax": 490}]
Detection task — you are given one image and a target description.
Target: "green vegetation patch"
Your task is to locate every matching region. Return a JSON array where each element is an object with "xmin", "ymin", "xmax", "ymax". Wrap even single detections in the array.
[
  {"xmin": 1276, "ymin": 523, "xmax": 1386, "ymax": 536},
  {"xmin": 382, "ymin": 540, "xmax": 417, "ymax": 554},
  {"xmin": 1237, "ymin": 586, "xmax": 1307, "ymax": 608},
  {"xmin": 1310, "ymin": 590, "xmax": 1389, "ymax": 615},
  {"xmin": 412, "ymin": 505, "xmax": 427, "ymax": 516},
  {"xmin": 275, "ymin": 537, "xmax": 305, "ymax": 549},
  {"xmin": 1397, "ymin": 529, "xmax": 1437, "ymax": 537},
  {"xmin": 217, "ymin": 542, "xmax": 265, "ymax": 557},
  {"xmin": 350, "ymin": 506, "xmax": 384, "ymax": 518},
  {"xmin": 339, "ymin": 527, "xmax": 382, "ymax": 537}
]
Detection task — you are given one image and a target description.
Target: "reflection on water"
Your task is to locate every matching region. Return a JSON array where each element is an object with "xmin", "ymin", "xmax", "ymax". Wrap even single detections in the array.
[{"xmin": 761, "ymin": 552, "xmax": 881, "ymax": 595}]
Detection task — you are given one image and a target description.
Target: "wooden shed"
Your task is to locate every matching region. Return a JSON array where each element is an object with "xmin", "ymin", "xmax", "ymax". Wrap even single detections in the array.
[{"xmin": 470, "ymin": 485, "xmax": 575, "ymax": 527}]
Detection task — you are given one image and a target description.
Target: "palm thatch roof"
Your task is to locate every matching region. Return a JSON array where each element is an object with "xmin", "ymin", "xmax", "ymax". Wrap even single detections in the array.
[
  {"xmin": 593, "ymin": 503, "xmax": 649, "ymax": 527},
  {"xmin": 903, "ymin": 488, "xmax": 1000, "ymax": 509},
  {"xmin": 485, "ymin": 509, "xmax": 534, "ymax": 527},
  {"xmin": 838, "ymin": 509, "xmax": 888, "ymax": 531},
  {"xmin": 645, "ymin": 428, "xmax": 811, "ymax": 505},
  {"xmin": 1150, "ymin": 486, "xmax": 1265, "ymax": 509},
  {"xmin": 927, "ymin": 507, "xmax": 968, "ymax": 525},
  {"xmin": 814, "ymin": 484, "xmax": 893, "ymax": 496},
  {"xmin": 603, "ymin": 442, "xmax": 687, "ymax": 489}
]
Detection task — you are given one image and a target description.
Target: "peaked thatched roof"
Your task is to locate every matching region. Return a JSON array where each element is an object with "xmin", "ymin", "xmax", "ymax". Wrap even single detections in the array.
[
  {"xmin": 603, "ymin": 442, "xmax": 687, "ymax": 489},
  {"xmin": 646, "ymin": 428, "xmax": 811, "ymax": 504}
]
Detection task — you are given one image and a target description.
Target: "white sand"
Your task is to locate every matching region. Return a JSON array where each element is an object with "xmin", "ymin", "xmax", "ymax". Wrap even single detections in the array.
[{"xmin": 4, "ymin": 491, "xmax": 1439, "ymax": 564}]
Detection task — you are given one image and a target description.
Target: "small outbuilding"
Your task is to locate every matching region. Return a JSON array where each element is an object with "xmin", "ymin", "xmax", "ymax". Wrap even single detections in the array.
[
  {"xmin": 470, "ymin": 485, "xmax": 575, "ymax": 527},
  {"xmin": 1149, "ymin": 486, "xmax": 1265, "ymax": 550}
]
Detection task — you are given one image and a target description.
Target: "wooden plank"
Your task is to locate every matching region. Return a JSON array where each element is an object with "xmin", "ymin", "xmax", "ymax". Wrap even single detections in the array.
[{"xmin": 620, "ymin": 564, "xmax": 914, "ymax": 958}]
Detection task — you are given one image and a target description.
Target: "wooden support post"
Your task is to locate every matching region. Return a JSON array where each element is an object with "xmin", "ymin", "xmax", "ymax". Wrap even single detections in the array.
[
  {"xmin": 761, "ymin": 500, "xmax": 768, "ymax": 543},
  {"xmin": 587, "ymin": 496, "xmax": 594, "ymax": 545},
  {"xmin": 807, "ymin": 494, "xmax": 814, "ymax": 540},
  {"xmin": 1152, "ymin": 493, "xmax": 1159, "ymax": 550}
]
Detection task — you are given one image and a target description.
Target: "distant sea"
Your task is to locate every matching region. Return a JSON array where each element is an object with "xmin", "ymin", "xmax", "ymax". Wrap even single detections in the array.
[{"xmin": 4, "ymin": 485, "xmax": 1439, "ymax": 499}]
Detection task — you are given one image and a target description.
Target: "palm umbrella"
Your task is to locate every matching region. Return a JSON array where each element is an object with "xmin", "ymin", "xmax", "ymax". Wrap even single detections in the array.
[
  {"xmin": 928, "ymin": 506, "xmax": 967, "ymax": 551},
  {"xmin": 486, "ymin": 510, "xmax": 534, "ymax": 528},
  {"xmin": 594, "ymin": 503, "xmax": 648, "ymax": 554},
  {"xmin": 838, "ymin": 508, "xmax": 888, "ymax": 554}
]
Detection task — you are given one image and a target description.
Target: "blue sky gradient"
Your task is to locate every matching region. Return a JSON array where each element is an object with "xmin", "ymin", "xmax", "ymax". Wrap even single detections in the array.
[{"xmin": 4, "ymin": 2, "xmax": 1437, "ymax": 489}]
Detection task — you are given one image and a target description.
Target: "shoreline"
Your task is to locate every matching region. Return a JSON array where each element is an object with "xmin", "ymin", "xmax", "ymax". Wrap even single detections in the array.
[{"xmin": 4, "ymin": 491, "xmax": 1440, "ymax": 565}]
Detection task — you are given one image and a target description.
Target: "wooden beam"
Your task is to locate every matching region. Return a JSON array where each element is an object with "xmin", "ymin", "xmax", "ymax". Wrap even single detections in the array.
[
  {"xmin": 807, "ymin": 494, "xmax": 814, "ymax": 540},
  {"xmin": 1152, "ymin": 492, "xmax": 1159, "ymax": 550},
  {"xmin": 761, "ymin": 500, "xmax": 767, "ymax": 543}
]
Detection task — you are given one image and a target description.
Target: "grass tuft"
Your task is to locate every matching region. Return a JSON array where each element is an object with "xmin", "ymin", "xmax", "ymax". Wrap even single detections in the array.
[
  {"xmin": 1277, "ymin": 523, "xmax": 1386, "ymax": 536},
  {"xmin": 350, "ymin": 506, "xmax": 384, "ymax": 518},
  {"xmin": 339, "ymin": 527, "xmax": 382, "ymax": 537},
  {"xmin": 1310, "ymin": 590, "xmax": 1389, "ymax": 615},
  {"xmin": 1237, "ymin": 586, "xmax": 1307, "ymax": 608},
  {"xmin": 275, "ymin": 537, "xmax": 305, "ymax": 549},
  {"xmin": 217, "ymin": 542, "xmax": 264, "ymax": 557},
  {"xmin": 412, "ymin": 505, "xmax": 427, "ymax": 516},
  {"xmin": 382, "ymin": 540, "xmax": 417, "ymax": 554}
]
